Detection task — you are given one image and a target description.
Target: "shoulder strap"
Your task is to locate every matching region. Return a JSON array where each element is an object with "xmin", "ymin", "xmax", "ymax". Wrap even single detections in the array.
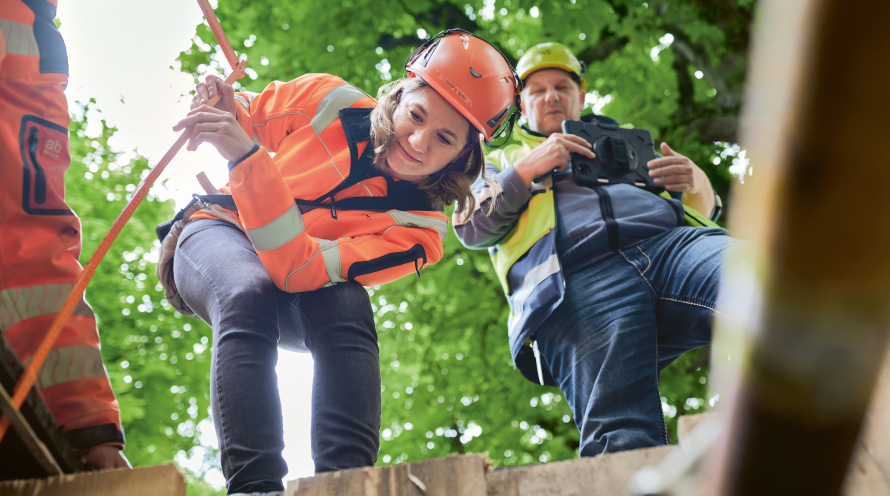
[
  {"xmin": 156, "ymin": 182, "xmax": 439, "ymax": 242},
  {"xmin": 314, "ymin": 107, "xmax": 377, "ymax": 202}
]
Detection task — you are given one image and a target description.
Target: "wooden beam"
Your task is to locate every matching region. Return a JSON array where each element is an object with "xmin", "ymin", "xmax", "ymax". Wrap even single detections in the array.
[
  {"xmin": 287, "ymin": 455, "xmax": 489, "ymax": 496},
  {"xmin": 0, "ymin": 464, "xmax": 185, "ymax": 496},
  {"xmin": 488, "ymin": 446, "xmax": 672, "ymax": 496},
  {"xmin": 0, "ymin": 383, "xmax": 62, "ymax": 476},
  {"xmin": 703, "ymin": 0, "xmax": 890, "ymax": 493}
]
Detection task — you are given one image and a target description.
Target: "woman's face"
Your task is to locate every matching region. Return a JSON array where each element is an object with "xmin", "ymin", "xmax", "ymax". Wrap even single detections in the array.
[{"xmin": 382, "ymin": 85, "xmax": 470, "ymax": 182}]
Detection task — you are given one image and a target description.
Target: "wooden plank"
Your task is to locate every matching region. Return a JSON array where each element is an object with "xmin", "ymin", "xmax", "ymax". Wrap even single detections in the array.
[
  {"xmin": 0, "ymin": 338, "xmax": 85, "ymax": 479},
  {"xmin": 843, "ymin": 350, "xmax": 890, "ymax": 495},
  {"xmin": 0, "ymin": 464, "xmax": 185, "ymax": 496},
  {"xmin": 0, "ymin": 383, "xmax": 62, "ymax": 476},
  {"xmin": 486, "ymin": 445, "xmax": 673, "ymax": 496},
  {"xmin": 701, "ymin": 0, "xmax": 890, "ymax": 492},
  {"xmin": 287, "ymin": 455, "xmax": 488, "ymax": 496},
  {"xmin": 676, "ymin": 413, "xmax": 710, "ymax": 447}
]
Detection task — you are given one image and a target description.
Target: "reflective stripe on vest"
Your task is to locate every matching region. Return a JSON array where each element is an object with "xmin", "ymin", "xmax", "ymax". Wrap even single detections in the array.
[
  {"xmin": 22, "ymin": 344, "xmax": 108, "ymax": 390},
  {"xmin": 485, "ymin": 136, "xmax": 555, "ymax": 295},
  {"xmin": 507, "ymin": 253, "xmax": 561, "ymax": 336},
  {"xmin": 388, "ymin": 211, "xmax": 448, "ymax": 241},
  {"xmin": 0, "ymin": 284, "xmax": 95, "ymax": 332},
  {"xmin": 0, "ymin": 19, "xmax": 40, "ymax": 57},
  {"xmin": 488, "ymin": 128, "xmax": 719, "ymax": 298},
  {"xmin": 246, "ymin": 203, "xmax": 305, "ymax": 251}
]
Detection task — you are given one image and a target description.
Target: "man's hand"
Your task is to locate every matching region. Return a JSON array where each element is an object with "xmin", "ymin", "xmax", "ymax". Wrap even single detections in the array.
[
  {"xmin": 82, "ymin": 445, "xmax": 131, "ymax": 471},
  {"xmin": 513, "ymin": 133, "xmax": 594, "ymax": 187},
  {"xmin": 648, "ymin": 142, "xmax": 715, "ymax": 215}
]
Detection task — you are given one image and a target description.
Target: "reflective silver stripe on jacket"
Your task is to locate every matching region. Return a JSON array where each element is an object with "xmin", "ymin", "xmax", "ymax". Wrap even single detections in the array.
[
  {"xmin": 234, "ymin": 91, "xmax": 261, "ymax": 109},
  {"xmin": 282, "ymin": 238, "xmax": 344, "ymax": 291},
  {"xmin": 284, "ymin": 249, "xmax": 320, "ymax": 292},
  {"xmin": 0, "ymin": 19, "xmax": 40, "ymax": 57},
  {"xmin": 507, "ymin": 254, "xmax": 561, "ymax": 336},
  {"xmin": 235, "ymin": 92, "xmax": 266, "ymax": 147},
  {"xmin": 311, "ymin": 84, "xmax": 371, "ymax": 183},
  {"xmin": 246, "ymin": 203, "xmax": 305, "ymax": 251},
  {"xmin": 318, "ymin": 239, "xmax": 345, "ymax": 286},
  {"xmin": 0, "ymin": 285, "xmax": 95, "ymax": 332},
  {"xmin": 251, "ymin": 83, "xmax": 370, "ymax": 184},
  {"xmin": 22, "ymin": 345, "xmax": 108, "ymax": 390},
  {"xmin": 310, "ymin": 84, "xmax": 370, "ymax": 135},
  {"xmin": 388, "ymin": 211, "xmax": 448, "ymax": 241}
]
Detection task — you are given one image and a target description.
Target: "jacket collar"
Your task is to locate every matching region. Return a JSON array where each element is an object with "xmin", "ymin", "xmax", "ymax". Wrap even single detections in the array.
[{"xmin": 339, "ymin": 106, "xmax": 376, "ymax": 175}]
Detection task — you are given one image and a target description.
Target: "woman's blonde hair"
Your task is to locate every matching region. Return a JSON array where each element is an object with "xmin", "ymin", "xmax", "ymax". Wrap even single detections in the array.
[{"xmin": 370, "ymin": 77, "xmax": 495, "ymax": 216}]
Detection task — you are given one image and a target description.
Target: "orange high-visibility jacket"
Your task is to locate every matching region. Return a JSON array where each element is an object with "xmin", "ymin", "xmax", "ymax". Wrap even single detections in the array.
[
  {"xmin": 192, "ymin": 73, "xmax": 449, "ymax": 292},
  {"xmin": 0, "ymin": 0, "xmax": 124, "ymax": 450}
]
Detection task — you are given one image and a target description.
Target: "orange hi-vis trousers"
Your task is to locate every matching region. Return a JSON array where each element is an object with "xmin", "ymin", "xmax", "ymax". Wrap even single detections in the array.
[{"xmin": 0, "ymin": 0, "xmax": 123, "ymax": 450}]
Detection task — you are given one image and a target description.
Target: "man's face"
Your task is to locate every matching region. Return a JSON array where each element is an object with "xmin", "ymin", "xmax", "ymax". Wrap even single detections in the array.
[{"xmin": 521, "ymin": 69, "xmax": 586, "ymax": 136}]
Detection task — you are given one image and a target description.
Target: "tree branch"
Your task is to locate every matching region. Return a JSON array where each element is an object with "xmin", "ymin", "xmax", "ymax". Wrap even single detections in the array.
[
  {"xmin": 577, "ymin": 36, "xmax": 630, "ymax": 65},
  {"xmin": 670, "ymin": 36, "xmax": 744, "ymax": 110}
]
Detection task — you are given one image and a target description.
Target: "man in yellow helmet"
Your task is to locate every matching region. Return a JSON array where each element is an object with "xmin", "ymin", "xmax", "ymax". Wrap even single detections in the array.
[{"xmin": 454, "ymin": 42, "xmax": 735, "ymax": 457}]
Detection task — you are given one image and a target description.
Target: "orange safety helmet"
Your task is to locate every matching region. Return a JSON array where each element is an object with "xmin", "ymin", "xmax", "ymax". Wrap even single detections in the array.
[{"xmin": 405, "ymin": 29, "xmax": 522, "ymax": 147}]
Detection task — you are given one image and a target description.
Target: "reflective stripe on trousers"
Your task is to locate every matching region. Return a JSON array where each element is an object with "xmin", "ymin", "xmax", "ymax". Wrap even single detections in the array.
[
  {"xmin": 0, "ymin": 284, "xmax": 94, "ymax": 331},
  {"xmin": 0, "ymin": 283, "xmax": 106, "ymax": 390},
  {"xmin": 507, "ymin": 253, "xmax": 561, "ymax": 335},
  {"xmin": 22, "ymin": 344, "xmax": 108, "ymax": 390}
]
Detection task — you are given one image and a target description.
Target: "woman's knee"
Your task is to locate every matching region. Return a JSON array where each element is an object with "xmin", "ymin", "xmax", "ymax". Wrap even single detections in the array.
[{"xmin": 303, "ymin": 283, "xmax": 376, "ymax": 348}]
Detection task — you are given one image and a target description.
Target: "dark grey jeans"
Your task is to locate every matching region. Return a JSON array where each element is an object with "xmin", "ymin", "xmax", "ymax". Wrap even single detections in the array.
[{"xmin": 173, "ymin": 219, "xmax": 380, "ymax": 494}]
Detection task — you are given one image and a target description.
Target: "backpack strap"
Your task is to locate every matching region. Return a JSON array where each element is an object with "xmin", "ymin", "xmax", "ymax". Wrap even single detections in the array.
[{"xmin": 156, "ymin": 186, "xmax": 440, "ymax": 242}]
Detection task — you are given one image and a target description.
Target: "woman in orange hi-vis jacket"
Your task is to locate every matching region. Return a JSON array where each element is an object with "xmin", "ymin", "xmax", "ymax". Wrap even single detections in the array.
[
  {"xmin": 0, "ymin": 0, "xmax": 129, "ymax": 469},
  {"xmin": 167, "ymin": 30, "xmax": 522, "ymax": 494}
]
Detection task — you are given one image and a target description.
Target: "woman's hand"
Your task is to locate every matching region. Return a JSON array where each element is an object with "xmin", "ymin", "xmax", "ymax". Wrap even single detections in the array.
[
  {"xmin": 191, "ymin": 74, "xmax": 237, "ymax": 115},
  {"xmin": 173, "ymin": 104, "xmax": 254, "ymax": 162}
]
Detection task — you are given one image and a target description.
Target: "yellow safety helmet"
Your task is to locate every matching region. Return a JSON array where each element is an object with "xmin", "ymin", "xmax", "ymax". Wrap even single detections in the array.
[{"xmin": 516, "ymin": 42, "xmax": 587, "ymax": 93}]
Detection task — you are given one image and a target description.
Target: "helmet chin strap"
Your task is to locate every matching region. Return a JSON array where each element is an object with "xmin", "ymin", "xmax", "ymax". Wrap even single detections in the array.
[{"xmin": 485, "ymin": 95, "xmax": 523, "ymax": 149}]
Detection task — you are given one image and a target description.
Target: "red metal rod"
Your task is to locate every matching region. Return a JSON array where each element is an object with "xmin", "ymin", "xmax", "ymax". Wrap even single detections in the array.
[{"xmin": 197, "ymin": 0, "xmax": 244, "ymax": 79}]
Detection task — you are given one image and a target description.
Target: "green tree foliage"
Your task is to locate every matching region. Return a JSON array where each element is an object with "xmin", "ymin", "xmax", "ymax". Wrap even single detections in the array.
[
  {"xmin": 173, "ymin": 0, "xmax": 753, "ymax": 468},
  {"xmin": 65, "ymin": 101, "xmax": 218, "ymax": 487}
]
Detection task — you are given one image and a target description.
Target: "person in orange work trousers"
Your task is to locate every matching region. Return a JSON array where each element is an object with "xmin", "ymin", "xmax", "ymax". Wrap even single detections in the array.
[
  {"xmin": 0, "ymin": 0, "xmax": 129, "ymax": 469},
  {"xmin": 160, "ymin": 29, "xmax": 522, "ymax": 495}
]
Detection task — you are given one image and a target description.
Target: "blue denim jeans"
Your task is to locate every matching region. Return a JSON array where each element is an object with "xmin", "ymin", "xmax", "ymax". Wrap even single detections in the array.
[
  {"xmin": 173, "ymin": 219, "xmax": 380, "ymax": 494},
  {"xmin": 536, "ymin": 226, "xmax": 734, "ymax": 456}
]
